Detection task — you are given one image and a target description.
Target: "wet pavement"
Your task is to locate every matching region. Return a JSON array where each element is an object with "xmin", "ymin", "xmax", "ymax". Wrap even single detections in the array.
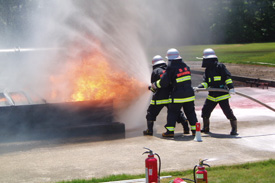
[{"xmin": 0, "ymin": 75, "xmax": 274, "ymax": 183}]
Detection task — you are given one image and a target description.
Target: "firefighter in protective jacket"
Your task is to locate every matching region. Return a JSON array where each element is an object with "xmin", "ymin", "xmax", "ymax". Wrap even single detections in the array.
[
  {"xmin": 144, "ymin": 55, "xmax": 189, "ymax": 136},
  {"xmin": 195, "ymin": 48, "xmax": 238, "ymax": 135},
  {"xmin": 151, "ymin": 49, "xmax": 198, "ymax": 137}
]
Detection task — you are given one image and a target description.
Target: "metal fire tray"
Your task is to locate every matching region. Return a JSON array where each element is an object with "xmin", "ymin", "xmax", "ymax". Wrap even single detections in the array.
[{"xmin": 0, "ymin": 92, "xmax": 125, "ymax": 141}]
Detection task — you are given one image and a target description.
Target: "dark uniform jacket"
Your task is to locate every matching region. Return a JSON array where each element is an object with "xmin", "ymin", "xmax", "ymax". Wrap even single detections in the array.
[
  {"xmin": 155, "ymin": 59, "xmax": 195, "ymax": 103},
  {"xmin": 198, "ymin": 59, "xmax": 234, "ymax": 102},
  {"xmin": 150, "ymin": 63, "xmax": 170, "ymax": 105}
]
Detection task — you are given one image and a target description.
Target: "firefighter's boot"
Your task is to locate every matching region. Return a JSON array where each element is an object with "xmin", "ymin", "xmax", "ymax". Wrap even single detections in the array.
[
  {"xmin": 162, "ymin": 126, "xmax": 174, "ymax": 137},
  {"xmin": 201, "ymin": 118, "xmax": 210, "ymax": 133},
  {"xmin": 230, "ymin": 119, "xmax": 238, "ymax": 135},
  {"xmin": 143, "ymin": 121, "xmax": 154, "ymax": 136},
  {"xmin": 162, "ymin": 131, "xmax": 174, "ymax": 137}
]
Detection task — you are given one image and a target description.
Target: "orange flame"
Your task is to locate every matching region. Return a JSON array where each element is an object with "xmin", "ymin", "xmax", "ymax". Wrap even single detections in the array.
[{"xmin": 49, "ymin": 48, "xmax": 147, "ymax": 109}]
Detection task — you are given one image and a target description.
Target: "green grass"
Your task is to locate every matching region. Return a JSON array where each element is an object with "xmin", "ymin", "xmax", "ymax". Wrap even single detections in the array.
[
  {"xmin": 149, "ymin": 42, "xmax": 275, "ymax": 66},
  {"xmin": 56, "ymin": 159, "xmax": 275, "ymax": 183}
]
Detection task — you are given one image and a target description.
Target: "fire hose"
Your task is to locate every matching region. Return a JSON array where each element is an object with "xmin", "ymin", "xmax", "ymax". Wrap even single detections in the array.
[{"xmin": 195, "ymin": 88, "xmax": 275, "ymax": 113}]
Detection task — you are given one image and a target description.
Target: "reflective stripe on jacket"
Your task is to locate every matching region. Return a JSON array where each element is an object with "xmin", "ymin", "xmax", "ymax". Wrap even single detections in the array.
[
  {"xmin": 169, "ymin": 96, "xmax": 195, "ymax": 103},
  {"xmin": 150, "ymin": 99, "xmax": 170, "ymax": 105},
  {"xmin": 207, "ymin": 94, "xmax": 231, "ymax": 102}
]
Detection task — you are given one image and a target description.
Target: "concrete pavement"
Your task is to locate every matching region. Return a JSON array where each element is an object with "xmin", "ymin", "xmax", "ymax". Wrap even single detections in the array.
[{"xmin": 0, "ymin": 86, "xmax": 274, "ymax": 183}]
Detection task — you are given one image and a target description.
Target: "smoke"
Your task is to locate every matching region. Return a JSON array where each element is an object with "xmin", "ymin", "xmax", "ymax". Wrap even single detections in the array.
[
  {"xmin": 0, "ymin": 0, "xmax": 215, "ymax": 92},
  {"xmin": 0, "ymin": 0, "xmax": 217, "ymax": 131}
]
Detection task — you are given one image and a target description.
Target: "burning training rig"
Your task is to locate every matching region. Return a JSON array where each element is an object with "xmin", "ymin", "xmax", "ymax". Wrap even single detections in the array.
[
  {"xmin": 0, "ymin": 45, "xmax": 146, "ymax": 142},
  {"xmin": 0, "ymin": 91, "xmax": 125, "ymax": 141}
]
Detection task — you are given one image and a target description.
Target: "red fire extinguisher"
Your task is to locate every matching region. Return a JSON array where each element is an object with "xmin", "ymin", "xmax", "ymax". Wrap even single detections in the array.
[
  {"xmin": 143, "ymin": 147, "xmax": 161, "ymax": 183},
  {"xmin": 172, "ymin": 159, "xmax": 210, "ymax": 183},
  {"xmin": 193, "ymin": 159, "xmax": 210, "ymax": 183}
]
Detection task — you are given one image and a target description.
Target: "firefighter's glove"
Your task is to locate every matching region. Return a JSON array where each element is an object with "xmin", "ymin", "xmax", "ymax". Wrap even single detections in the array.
[
  {"xmin": 148, "ymin": 85, "xmax": 156, "ymax": 93},
  {"xmin": 229, "ymin": 88, "xmax": 236, "ymax": 95},
  {"xmin": 151, "ymin": 83, "xmax": 157, "ymax": 91},
  {"xmin": 193, "ymin": 87, "xmax": 198, "ymax": 92}
]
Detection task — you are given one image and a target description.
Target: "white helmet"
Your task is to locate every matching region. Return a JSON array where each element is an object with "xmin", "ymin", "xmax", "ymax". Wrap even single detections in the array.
[
  {"xmin": 152, "ymin": 55, "xmax": 166, "ymax": 66},
  {"xmin": 166, "ymin": 48, "xmax": 181, "ymax": 60},
  {"xmin": 203, "ymin": 48, "xmax": 217, "ymax": 59}
]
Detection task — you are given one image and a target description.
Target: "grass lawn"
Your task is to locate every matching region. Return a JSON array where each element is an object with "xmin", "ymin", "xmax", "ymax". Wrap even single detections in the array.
[
  {"xmin": 149, "ymin": 42, "xmax": 275, "ymax": 66},
  {"xmin": 57, "ymin": 159, "xmax": 275, "ymax": 183}
]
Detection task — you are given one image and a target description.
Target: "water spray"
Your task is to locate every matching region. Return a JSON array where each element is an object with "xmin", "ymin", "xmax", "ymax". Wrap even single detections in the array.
[{"xmin": 0, "ymin": 47, "xmax": 61, "ymax": 53}]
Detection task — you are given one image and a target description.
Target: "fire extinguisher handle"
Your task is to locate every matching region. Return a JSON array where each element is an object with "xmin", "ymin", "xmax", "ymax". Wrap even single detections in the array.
[
  {"xmin": 203, "ymin": 163, "xmax": 210, "ymax": 167},
  {"xmin": 142, "ymin": 151, "xmax": 150, "ymax": 155},
  {"xmin": 143, "ymin": 147, "xmax": 152, "ymax": 151},
  {"xmin": 199, "ymin": 159, "xmax": 209, "ymax": 166},
  {"xmin": 142, "ymin": 147, "xmax": 153, "ymax": 155}
]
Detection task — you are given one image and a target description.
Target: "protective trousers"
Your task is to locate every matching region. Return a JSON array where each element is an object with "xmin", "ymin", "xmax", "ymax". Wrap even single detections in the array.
[
  {"xmin": 146, "ymin": 104, "xmax": 188, "ymax": 123},
  {"xmin": 201, "ymin": 98, "xmax": 236, "ymax": 120},
  {"xmin": 166, "ymin": 101, "xmax": 197, "ymax": 131},
  {"xmin": 146, "ymin": 105, "xmax": 165, "ymax": 121}
]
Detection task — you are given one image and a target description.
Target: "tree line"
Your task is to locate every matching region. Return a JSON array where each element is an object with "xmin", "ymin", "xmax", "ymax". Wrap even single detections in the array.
[
  {"xmin": 0, "ymin": 0, "xmax": 275, "ymax": 46},
  {"xmin": 205, "ymin": 0, "xmax": 275, "ymax": 44}
]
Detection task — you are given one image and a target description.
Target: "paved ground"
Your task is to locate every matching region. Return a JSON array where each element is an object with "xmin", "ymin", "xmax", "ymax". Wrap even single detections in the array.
[{"xmin": 0, "ymin": 74, "xmax": 274, "ymax": 183}]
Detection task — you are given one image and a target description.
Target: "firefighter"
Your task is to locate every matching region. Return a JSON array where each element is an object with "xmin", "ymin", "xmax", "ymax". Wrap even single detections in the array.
[
  {"xmin": 194, "ymin": 48, "xmax": 238, "ymax": 135},
  {"xmin": 151, "ymin": 49, "xmax": 198, "ymax": 137},
  {"xmin": 144, "ymin": 55, "xmax": 189, "ymax": 136}
]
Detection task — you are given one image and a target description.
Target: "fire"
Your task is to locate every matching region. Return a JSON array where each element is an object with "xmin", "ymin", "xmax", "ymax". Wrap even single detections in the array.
[{"xmin": 49, "ymin": 48, "xmax": 147, "ymax": 109}]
